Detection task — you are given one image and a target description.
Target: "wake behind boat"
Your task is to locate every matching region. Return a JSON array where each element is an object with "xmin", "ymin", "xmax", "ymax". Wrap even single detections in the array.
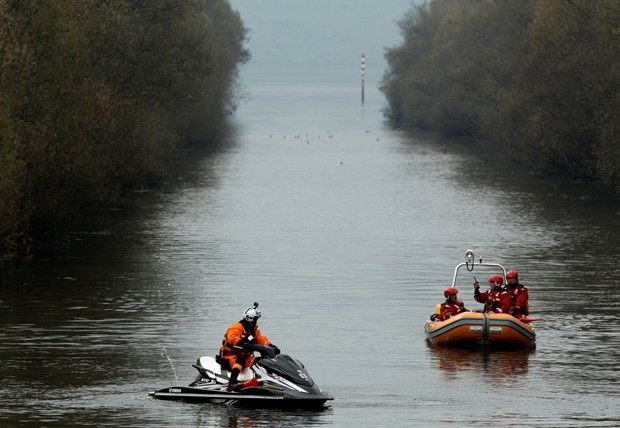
[
  {"xmin": 150, "ymin": 346, "xmax": 333, "ymax": 409},
  {"xmin": 424, "ymin": 250, "xmax": 536, "ymax": 348}
]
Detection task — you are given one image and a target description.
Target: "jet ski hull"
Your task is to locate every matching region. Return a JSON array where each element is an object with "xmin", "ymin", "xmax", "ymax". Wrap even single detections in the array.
[{"xmin": 149, "ymin": 385, "xmax": 333, "ymax": 409}]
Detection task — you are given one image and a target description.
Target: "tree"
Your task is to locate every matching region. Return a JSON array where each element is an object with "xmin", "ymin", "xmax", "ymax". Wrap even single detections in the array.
[
  {"xmin": 381, "ymin": 0, "xmax": 620, "ymax": 193},
  {"xmin": 382, "ymin": 0, "xmax": 534, "ymax": 137},
  {"xmin": 0, "ymin": 0, "xmax": 249, "ymax": 258}
]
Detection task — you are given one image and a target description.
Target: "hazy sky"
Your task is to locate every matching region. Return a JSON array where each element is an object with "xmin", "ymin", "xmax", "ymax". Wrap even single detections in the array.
[{"xmin": 229, "ymin": 0, "xmax": 420, "ymax": 72}]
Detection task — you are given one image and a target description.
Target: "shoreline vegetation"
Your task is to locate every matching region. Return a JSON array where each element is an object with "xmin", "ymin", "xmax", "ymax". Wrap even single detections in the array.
[
  {"xmin": 0, "ymin": 0, "xmax": 248, "ymax": 260},
  {"xmin": 381, "ymin": 0, "xmax": 619, "ymax": 194}
]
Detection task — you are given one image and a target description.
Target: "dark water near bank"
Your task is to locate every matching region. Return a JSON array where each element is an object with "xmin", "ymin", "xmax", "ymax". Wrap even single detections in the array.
[{"xmin": 1, "ymin": 66, "xmax": 619, "ymax": 427}]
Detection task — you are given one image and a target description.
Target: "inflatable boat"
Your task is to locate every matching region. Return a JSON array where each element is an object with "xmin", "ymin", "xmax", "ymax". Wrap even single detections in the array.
[
  {"xmin": 424, "ymin": 311, "xmax": 535, "ymax": 347},
  {"xmin": 425, "ymin": 250, "xmax": 536, "ymax": 348}
]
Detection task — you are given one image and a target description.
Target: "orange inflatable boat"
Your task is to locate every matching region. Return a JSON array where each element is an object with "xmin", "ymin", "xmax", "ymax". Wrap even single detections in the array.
[
  {"xmin": 425, "ymin": 250, "xmax": 536, "ymax": 348},
  {"xmin": 424, "ymin": 312, "xmax": 535, "ymax": 347}
]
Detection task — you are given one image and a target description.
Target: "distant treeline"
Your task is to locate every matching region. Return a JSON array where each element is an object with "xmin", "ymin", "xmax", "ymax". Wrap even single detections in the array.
[
  {"xmin": 0, "ymin": 0, "xmax": 248, "ymax": 258},
  {"xmin": 381, "ymin": 0, "xmax": 620, "ymax": 192}
]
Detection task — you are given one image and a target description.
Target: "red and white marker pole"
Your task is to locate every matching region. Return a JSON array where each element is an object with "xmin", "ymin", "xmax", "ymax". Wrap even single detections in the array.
[{"xmin": 361, "ymin": 53, "xmax": 365, "ymax": 105}]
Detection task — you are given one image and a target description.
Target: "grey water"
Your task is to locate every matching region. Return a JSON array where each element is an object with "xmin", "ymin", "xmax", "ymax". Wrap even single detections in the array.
[{"xmin": 1, "ymin": 63, "xmax": 620, "ymax": 427}]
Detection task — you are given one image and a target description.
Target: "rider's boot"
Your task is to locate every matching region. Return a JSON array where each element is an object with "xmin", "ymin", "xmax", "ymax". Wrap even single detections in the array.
[{"xmin": 227, "ymin": 368, "xmax": 241, "ymax": 391}]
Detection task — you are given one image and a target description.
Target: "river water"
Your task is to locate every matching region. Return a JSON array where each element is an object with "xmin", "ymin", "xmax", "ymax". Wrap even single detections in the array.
[{"xmin": 1, "ymin": 65, "xmax": 619, "ymax": 427}]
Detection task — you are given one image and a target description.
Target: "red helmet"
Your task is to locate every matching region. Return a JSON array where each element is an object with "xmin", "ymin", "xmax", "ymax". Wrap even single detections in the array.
[
  {"xmin": 489, "ymin": 274, "xmax": 503, "ymax": 285},
  {"xmin": 506, "ymin": 270, "xmax": 519, "ymax": 279},
  {"xmin": 444, "ymin": 287, "xmax": 459, "ymax": 297}
]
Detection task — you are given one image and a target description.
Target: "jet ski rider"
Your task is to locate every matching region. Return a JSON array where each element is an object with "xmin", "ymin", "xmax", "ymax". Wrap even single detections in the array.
[{"xmin": 219, "ymin": 303, "xmax": 280, "ymax": 391}]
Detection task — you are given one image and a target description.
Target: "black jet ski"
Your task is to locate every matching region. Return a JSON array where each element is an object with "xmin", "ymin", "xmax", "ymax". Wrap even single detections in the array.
[{"xmin": 150, "ymin": 346, "xmax": 333, "ymax": 409}]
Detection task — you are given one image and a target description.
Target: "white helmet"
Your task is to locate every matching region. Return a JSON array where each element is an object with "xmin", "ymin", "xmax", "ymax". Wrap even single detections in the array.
[{"xmin": 243, "ymin": 302, "xmax": 261, "ymax": 322}]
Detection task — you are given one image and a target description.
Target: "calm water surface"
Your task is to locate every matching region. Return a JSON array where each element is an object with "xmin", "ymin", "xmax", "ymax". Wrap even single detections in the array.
[{"xmin": 1, "ymin": 66, "xmax": 619, "ymax": 427}]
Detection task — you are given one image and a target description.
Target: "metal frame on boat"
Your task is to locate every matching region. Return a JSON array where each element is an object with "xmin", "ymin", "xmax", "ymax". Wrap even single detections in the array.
[{"xmin": 424, "ymin": 250, "xmax": 536, "ymax": 348}]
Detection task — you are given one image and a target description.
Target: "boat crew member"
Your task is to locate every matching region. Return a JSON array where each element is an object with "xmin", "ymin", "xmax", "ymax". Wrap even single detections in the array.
[
  {"xmin": 505, "ymin": 270, "xmax": 529, "ymax": 319},
  {"xmin": 474, "ymin": 274, "xmax": 510, "ymax": 313},
  {"xmin": 219, "ymin": 303, "xmax": 280, "ymax": 391},
  {"xmin": 433, "ymin": 287, "xmax": 467, "ymax": 321}
]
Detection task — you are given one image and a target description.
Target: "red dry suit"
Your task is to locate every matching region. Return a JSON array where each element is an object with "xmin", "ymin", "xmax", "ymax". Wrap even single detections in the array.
[
  {"xmin": 219, "ymin": 320, "xmax": 271, "ymax": 372},
  {"xmin": 438, "ymin": 300, "xmax": 466, "ymax": 321},
  {"xmin": 474, "ymin": 287, "xmax": 510, "ymax": 313},
  {"xmin": 505, "ymin": 284, "xmax": 529, "ymax": 318}
]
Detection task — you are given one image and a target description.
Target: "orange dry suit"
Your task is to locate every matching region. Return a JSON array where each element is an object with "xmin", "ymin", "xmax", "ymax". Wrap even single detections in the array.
[{"xmin": 219, "ymin": 320, "xmax": 271, "ymax": 372}]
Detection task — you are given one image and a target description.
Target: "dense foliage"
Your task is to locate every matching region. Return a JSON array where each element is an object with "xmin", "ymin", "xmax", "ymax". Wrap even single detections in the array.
[
  {"xmin": 381, "ymin": 0, "xmax": 620, "ymax": 192},
  {"xmin": 0, "ymin": 0, "xmax": 248, "ymax": 258}
]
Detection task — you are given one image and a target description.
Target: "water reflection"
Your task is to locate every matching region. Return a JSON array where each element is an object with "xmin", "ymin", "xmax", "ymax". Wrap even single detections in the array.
[
  {"xmin": 2, "ymin": 64, "xmax": 620, "ymax": 426},
  {"xmin": 191, "ymin": 406, "xmax": 332, "ymax": 428},
  {"xmin": 428, "ymin": 345, "xmax": 532, "ymax": 384}
]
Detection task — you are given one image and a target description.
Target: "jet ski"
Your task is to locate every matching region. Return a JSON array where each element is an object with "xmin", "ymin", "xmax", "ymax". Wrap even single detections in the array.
[{"xmin": 149, "ymin": 345, "xmax": 333, "ymax": 409}]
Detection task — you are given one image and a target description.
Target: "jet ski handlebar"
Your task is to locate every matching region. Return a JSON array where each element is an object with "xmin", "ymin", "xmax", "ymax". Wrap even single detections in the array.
[
  {"xmin": 253, "ymin": 344, "xmax": 277, "ymax": 358},
  {"xmin": 232, "ymin": 343, "xmax": 279, "ymax": 359}
]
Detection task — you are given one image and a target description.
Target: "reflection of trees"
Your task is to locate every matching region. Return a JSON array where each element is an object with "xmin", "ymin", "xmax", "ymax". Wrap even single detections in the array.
[{"xmin": 429, "ymin": 345, "xmax": 533, "ymax": 384}]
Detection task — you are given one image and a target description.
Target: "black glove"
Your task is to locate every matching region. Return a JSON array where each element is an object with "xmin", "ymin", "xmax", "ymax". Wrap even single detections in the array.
[
  {"xmin": 257, "ymin": 345, "xmax": 276, "ymax": 358},
  {"xmin": 238, "ymin": 339, "xmax": 255, "ymax": 351},
  {"xmin": 269, "ymin": 344, "xmax": 281, "ymax": 355}
]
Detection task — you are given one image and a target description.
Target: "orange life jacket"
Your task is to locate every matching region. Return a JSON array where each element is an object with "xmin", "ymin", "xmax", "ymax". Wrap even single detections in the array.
[{"xmin": 220, "ymin": 321, "xmax": 270, "ymax": 358}]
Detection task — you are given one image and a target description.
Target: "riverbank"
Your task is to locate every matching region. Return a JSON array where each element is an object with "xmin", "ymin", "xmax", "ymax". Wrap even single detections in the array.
[{"xmin": 382, "ymin": 0, "xmax": 620, "ymax": 194}]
